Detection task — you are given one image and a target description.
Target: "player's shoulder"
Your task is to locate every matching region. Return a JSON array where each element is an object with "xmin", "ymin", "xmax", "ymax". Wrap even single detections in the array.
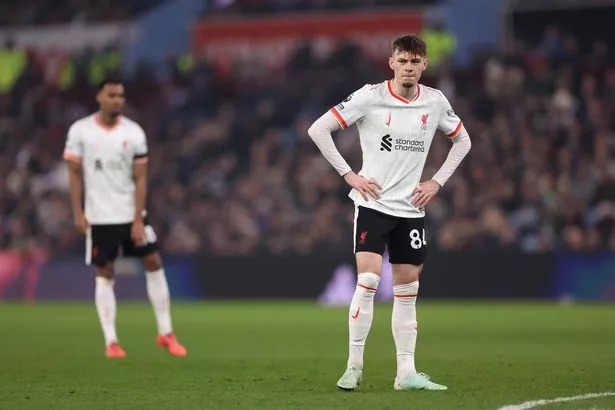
[
  {"xmin": 68, "ymin": 113, "xmax": 96, "ymax": 134},
  {"xmin": 349, "ymin": 81, "xmax": 387, "ymax": 102},
  {"xmin": 335, "ymin": 82, "xmax": 384, "ymax": 111},
  {"xmin": 359, "ymin": 81, "xmax": 387, "ymax": 96},
  {"xmin": 70, "ymin": 113, "xmax": 95, "ymax": 127},
  {"xmin": 119, "ymin": 116, "xmax": 146, "ymax": 136},
  {"xmin": 118, "ymin": 115, "xmax": 141, "ymax": 129},
  {"xmin": 420, "ymin": 85, "xmax": 450, "ymax": 104}
]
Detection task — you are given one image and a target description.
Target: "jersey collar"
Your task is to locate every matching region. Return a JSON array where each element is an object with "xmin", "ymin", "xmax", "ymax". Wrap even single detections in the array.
[
  {"xmin": 94, "ymin": 113, "xmax": 122, "ymax": 131},
  {"xmin": 387, "ymin": 80, "xmax": 421, "ymax": 104}
]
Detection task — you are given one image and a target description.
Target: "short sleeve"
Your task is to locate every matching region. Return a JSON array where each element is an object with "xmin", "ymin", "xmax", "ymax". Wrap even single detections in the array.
[
  {"xmin": 133, "ymin": 125, "xmax": 149, "ymax": 163},
  {"xmin": 63, "ymin": 123, "xmax": 83, "ymax": 162},
  {"xmin": 329, "ymin": 85, "xmax": 371, "ymax": 129},
  {"xmin": 437, "ymin": 94, "xmax": 463, "ymax": 139}
]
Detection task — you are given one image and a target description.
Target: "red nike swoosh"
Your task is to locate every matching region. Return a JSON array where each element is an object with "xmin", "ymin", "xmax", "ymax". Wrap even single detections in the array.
[
  {"xmin": 351, "ymin": 307, "xmax": 360, "ymax": 319},
  {"xmin": 385, "ymin": 112, "xmax": 391, "ymax": 126}
]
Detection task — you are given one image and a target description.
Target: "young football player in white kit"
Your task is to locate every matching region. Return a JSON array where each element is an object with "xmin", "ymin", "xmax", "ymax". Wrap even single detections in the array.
[{"xmin": 308, "ymin": 34, "xmax": 471, "ymax": 391}]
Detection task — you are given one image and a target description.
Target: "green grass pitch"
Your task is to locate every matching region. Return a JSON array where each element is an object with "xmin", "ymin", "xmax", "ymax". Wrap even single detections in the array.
[{"xmin": 1, "ymin": 301, "xmax": 614, "ymax": 409}]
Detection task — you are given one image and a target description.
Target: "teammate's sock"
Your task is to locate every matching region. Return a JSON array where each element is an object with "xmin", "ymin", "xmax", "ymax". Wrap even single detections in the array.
[
  {"xmin": 392, "ymin": 281, "xmax": 419, "ymax": 380},
  {"xmin": 95, "ymin": 276, "xmax": 118, "ymax": 346},
  {"xmin": 146, "ymin": 268, "xmax": 173, "ymax": 335},
  {"xmin": 347, "ymin": 272, "xmax": 380, "ymax": 369}
]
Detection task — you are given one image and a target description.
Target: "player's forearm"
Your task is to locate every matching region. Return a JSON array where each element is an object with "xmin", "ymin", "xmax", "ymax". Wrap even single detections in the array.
[
  {"xmin": 133, "ymin": 175, "xmax": 146, "ymax": 221},
  {"xmin": 308, "ymin": 112, "xmax": 352, "ymax": 176},
  {"xmin": 432, "ymin": 128, "xmax": 471, "ymax": 187},
  {"xmin": 67, "ymin": 167, "xmax": 84, "ymax": 216}
]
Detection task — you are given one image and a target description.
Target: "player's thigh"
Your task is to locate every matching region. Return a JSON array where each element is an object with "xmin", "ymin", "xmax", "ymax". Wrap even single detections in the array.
[
  {"xmin": 356, "ymin": 252, "xmax": 384, "ymax": 275},
  {"xmin": 122, "ymin": 220, "xmax": 159, "ymax": 262},
  {"xmin": 353, "ymin": 206, "xmax": 397, "ymax": 274},
  {"xmin": 89, "ymin": 224, "xmax": 122, "ymax": 267},
  {"xmin": 386, "ymin": 217, "xmax": 427, "ymax": 266},
  {"xmin": 391, "ymin": 263, "xmax": 423, "ymax": 285}
]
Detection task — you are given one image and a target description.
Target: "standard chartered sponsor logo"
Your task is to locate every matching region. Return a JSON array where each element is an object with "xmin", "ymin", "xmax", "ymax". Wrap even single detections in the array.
[{"xmin": 394, "ymin": 138, "xmax": 424, "ymax": 152}]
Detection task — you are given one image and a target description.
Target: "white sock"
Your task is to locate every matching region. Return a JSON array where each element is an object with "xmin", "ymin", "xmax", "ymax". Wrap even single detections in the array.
[
  {"xmin": 95, "ymin": 277, "xmax": 118, "ymax": 346},
  {"xmin": 347, "ymin": 272, "xmax": 380, "ymax": 369},
  {"xmin": 392, "ymin": 281, "xmax": 419, "ymax": 380},
  {"xmin": 146, "ymin": 268, "xmax": 173, "ymax": 336}
]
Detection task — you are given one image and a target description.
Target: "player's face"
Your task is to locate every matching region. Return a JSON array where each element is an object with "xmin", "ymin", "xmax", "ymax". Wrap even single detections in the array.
[
  {"xmin": 97, "ymin": 84, "xmax": 125, "ymax": 117},
  {"xmin": 389, "ymin": 51, "xmax": 428, "ymax": 88}
]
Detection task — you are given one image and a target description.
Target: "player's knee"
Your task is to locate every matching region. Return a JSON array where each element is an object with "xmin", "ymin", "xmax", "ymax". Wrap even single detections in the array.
[
  {"xmin": 357, "ymin": 272, "xmax": 381, "ymax": 290},
  {"xmin": 96, "ymin": 263, "xmax": 115, "ymax": 280},
  {"xmin": 142, "ymin": 252, "xmax": 162, "ymax": 271}
]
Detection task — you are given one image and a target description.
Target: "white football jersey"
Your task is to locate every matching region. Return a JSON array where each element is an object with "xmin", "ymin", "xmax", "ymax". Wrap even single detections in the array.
[
  {"xmin": 330, "ymin": 80, "xmax": 463, "ymax": 218},
  {"xmin": 63, "ymin": 114, "xmax": 148, "ymax": 224}
]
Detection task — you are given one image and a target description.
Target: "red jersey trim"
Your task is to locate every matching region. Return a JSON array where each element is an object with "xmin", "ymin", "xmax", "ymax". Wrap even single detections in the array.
[
  {"xmin": 387, "ymin": 80, "xmax": 421, "ymax": 104},
  {"xmin": 329, "ymin": 107, "xmax": 348, "ymax": 129},
  {"xmin": 447, "ymin": 121, "xmax": 463, "ymax": 138}
]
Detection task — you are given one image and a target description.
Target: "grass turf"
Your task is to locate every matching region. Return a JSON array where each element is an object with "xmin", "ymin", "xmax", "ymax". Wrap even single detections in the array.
[{"xmin": 0, "ymin": 301, "xmax": 614, "ymax": 410}]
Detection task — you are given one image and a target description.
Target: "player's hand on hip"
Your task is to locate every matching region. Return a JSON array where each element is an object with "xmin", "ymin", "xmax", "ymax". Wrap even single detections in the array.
[
  {"xmin": 411, "ymin": 179, "xmax": 441, "ymax": 209},
  {"xmin": 74, "ymin": 213, "xmax": 89, "ymax": 234},
  {"xmin": 344, "ymin": 171, "xmax": 382, "ymax": 201},
  {"xmin": 131, "ymin": 219, "xmax": 147, "ymax": 246}
]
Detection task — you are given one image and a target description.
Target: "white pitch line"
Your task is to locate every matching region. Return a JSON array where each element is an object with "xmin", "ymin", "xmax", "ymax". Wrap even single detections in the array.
[{"xmin": 497, "ymin": 392, "xmax": 615, "ymax": 410}]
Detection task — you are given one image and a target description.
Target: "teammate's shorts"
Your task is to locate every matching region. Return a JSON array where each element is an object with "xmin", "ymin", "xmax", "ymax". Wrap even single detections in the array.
[
  {"xmin": 86, "ymin": 219, "xmax": 158, "ymax": 267},
  {"xmin": 353, "ymin": 205, "xmax": 426, "ymax": 265}
]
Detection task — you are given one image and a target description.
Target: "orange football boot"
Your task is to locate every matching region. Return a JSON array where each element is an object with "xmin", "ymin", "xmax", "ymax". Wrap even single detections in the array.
[
  {"xmin": 106, "ymin": 342, "xmax": 126, "ymax": 358},
  {"xmin": 156, "ymin": 333, "xmax": 187, "ymax": 357}
]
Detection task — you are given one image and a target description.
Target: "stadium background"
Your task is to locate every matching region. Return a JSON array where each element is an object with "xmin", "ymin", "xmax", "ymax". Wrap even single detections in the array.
[
  {"xmin": 2, "ymin": 0, "xmax": 615, "ymax": 303},
  {"xmin": 1, "ymin": 2, "xmax": 615, "ymax": 409}
]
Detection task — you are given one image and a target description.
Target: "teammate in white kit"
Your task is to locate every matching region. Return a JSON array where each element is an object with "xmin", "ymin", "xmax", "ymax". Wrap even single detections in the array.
[
  {"xmin": 63, "ymin": 78, "xmax": 187, "ymax": 358},
  {"xmin": 308, "ymin": 34, "xmax": 471, "ymax": 391}
]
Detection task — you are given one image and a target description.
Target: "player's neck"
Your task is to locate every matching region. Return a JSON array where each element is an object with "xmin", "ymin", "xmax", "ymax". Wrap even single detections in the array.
[
  {"xmin": 391, "ymin": 79, "xmax": 418, "ymax": 100},
  {"xmin": 97, "ymin": 111, "xmax": 120, "ymax": 127}
]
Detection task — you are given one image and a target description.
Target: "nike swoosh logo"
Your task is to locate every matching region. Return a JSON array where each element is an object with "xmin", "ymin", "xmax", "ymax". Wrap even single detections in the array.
[
  {"xmin": 351, "ymin": 307, "xmax": 360, "ymax": 319},
  {"xmin": 385, "ymin": 112, "xmax": 391, "ymax": 126}
]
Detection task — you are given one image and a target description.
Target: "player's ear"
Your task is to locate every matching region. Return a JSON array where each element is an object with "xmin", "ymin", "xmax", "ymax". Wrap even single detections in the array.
[
  {"xmin": 423, "ymin": 56, "xmax": 429, "ymax": 71},
  {"xmin": 95, "ymin": 91, "xmax": 102, "ymax": 104},
  {"xmin": 389, "ymin": 56, "xmax": 395, "ymax": 71}
]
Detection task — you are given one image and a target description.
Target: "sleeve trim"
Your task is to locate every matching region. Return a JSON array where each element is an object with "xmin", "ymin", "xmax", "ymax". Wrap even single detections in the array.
[
  {"xmin": 329, "ymin": 107, "xmax": 348, "ymax": 129},
  {"xmin": 447, "ymin": 121, "xmax": 463, "ymax": 138}
]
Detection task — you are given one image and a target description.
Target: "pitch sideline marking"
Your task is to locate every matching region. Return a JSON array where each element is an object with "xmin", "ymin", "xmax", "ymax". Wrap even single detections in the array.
[{"xmin": 497, "ymin": 392, "xmax": 615, "ymax": 410}]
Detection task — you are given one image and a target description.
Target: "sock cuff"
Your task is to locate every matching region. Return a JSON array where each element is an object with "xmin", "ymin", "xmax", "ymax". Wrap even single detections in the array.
[
  {"xmin": 96, "ymin": 276, "xmax": 114, "ymax": 286},
  {"xmin": 393, "ymin": 281, "xmax": 419, "ymax": 297},
  {"xmin": 146, "ymin": 268, "xmax": 165, "ymax": 277},
  {"xmin": 357, "ymin": 272, "xmax": 380, "ymax": 291}
]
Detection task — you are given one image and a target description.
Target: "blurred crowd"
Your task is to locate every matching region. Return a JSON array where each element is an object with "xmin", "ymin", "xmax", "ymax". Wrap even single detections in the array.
[
  {"xmin": 207, "ymin": 0, "xmax": 437, "ymax": 14},
  {"xmin": 1, "ymin": 22, "xmax": 615, "ymax": 257},
  {"xmin": 0, "ymin": 0, "xmax": 165, "ymax": 26},
  {"xmin": 0, "ymin": 0, "xmax": 440, "ymax": 26}
]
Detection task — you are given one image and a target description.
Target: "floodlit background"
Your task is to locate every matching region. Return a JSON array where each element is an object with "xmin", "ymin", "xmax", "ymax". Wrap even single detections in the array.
[{"xmin": 1, "ymin": 1, "xmax": 614, "ymax": 409}]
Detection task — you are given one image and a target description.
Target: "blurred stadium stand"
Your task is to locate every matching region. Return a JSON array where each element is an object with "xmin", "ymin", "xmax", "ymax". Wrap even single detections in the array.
[
  {"xmin": 1, "ymin": 0, "xmax": 615, "ymax": 300},
  {"xmin": 0, "ymin": 0, "xmax": 167, "ymax": 26},
  {"xmin": 205, "ymin": 0, "xmax": 439, "ymax": 14}
]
